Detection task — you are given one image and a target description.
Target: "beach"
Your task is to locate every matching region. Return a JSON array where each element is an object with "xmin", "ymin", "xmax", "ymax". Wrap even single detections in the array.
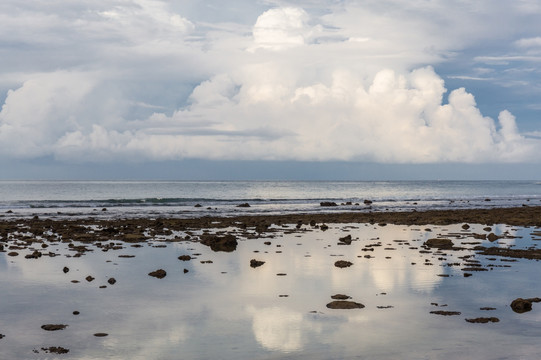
[{"xmin": 1, "ymin": 206, "xmax": 541, "ymax": 359}]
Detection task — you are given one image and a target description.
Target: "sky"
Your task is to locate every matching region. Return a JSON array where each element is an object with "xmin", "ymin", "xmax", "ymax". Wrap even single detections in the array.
[{"xmin": 1, "ymin": 0, "xmax": 541, "ymax": 180}]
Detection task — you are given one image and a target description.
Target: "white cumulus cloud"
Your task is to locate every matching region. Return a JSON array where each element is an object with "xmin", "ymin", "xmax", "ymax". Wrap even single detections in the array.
[{"xmin": 1, "ymin": 1, "xmax": 541, "ymax": 165}]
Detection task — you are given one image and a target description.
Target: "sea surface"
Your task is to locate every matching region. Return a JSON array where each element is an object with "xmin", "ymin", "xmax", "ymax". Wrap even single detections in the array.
[
  {"xmin": 1, "ymin": 182, "xmax": 541, "ymax": 358},
  {"xmin": 0, "ymin": 180, "xmax": 540, "ymax": 219}
]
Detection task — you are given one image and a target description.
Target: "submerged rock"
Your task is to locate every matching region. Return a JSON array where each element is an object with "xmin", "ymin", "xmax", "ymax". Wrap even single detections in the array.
[
  {"xmin": 331, "ymin": 294, "xmax": 351, "ymax": 300},
  {"xmin": 334, "ymin": 260, "xmax": 353, "ymax": 268},
  {"xmin": 25, "ymin": 250, "xmax": 42, "ymax": 259},
  {"xmin": 487, "ymin": 233, "xmax": 501, "ymax": 242},
  {"xmin": 477, "ymin": 247, "xmax": 541, "ymax": 260},
  {"xmin": 200, "ymin": 234, "xmax": 238, "ymax": 252},
  {"xmin": 41, "ymin": 324, "xmax": 68, "ymax": 331},
  {"xmin": 326, "ymin": 301, "xmax": 365, "ymax": 309},
  {"xmin": 430, "ymin": 311, "xmax": 461, "ymax": 316},
  {"xmin": 465, "ymin": 317, "xmax": 499, "ymax": 323},
  {"xmin": 148, "ymin": 269, "xmax": 167, "ymax": 279},
  {"xmin": 424, "ymin": 238, "xmax": 454, "ymax": 249},
  {"xmin": 320, "ymin": 202, "xmax": 338, "ymax": 207},
  {"xmin": 250, "ymin": 259, "xmax": 265, "ymax": 268},
  {"xmin": 510, "ymin": 297, "xmax": 541, "ymax": 313},
  {"xmin": 41, "ymin": 347, "xmax": 69, "ymax": 354},
  {"xmin": 338, "ymin": 234, "xmax": 352, "ymax": 245}
]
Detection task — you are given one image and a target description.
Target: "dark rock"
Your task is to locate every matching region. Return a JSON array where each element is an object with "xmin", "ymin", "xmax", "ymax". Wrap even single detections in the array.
[
  {"xmin": 320, "ymin": 224, "xmax": 329, "ymax": 231},
  {"xmin": 511, "ymin": 298, "xmax": 534, "ymax": 313},
  {"xmin": 480, "ymin": 307, "xmax": 496, "ymax": 311},
  {"xmin": 465, "ymin": 317, "xmax": 499, "ymax": 323},
  {"xmin": 250, "ymin": 259, "xmax": 265, "ymax": 268},
  {"xmin": 363, "ymin": 200, "xmax": 373, "ymax": 205},
  {"xmin": 236, "ymin": 203, "xmax": 250, "ymax": 208},
  {"xmin": 476, "ymin": 247, "xmax": 541, "ymax": 260},
  {"xmin": 338, "ymin": 234, "xmax": 352, "ymax": 245},
  {"xmin": 63, "ymin": 267, "xmax": 69, "ymax": 273},
  {"xmin": 108, "ymin": 277, "xmax": 116, "ymax": 285},
  {"xmin": 183, "ymin": 268, "xmax": 189, "ymax": 273},
  {"xmin": 194, "ymin": 204, "xmax": 202, "ymax": 208},
  {"xmin": 461, "ymin": 267, "xmax": 488, "ymax": 272},
  {"xmin": 41, "ymin": 324, "xmax": 68, "ymax": 331},
  {"xmin": 7, "ymin": 251, "xmax": 18, "ymax": 256},
  {"xmin": 94, "ymin": 333, "xmax": 108, "ymax": 337},
  {"xmin": 473, "ymin": 233, "xmax": 487, "ymax": 240},
  {"xmin": 73, "ymin": 311, "xmax": 80, "ymax": 315},
  {"xmin": 331, "ymin": 294, "xmax": 351, "ymax": 300},
  {"xmin": 430, "ymin": 311, "xmax": 461, "ymax": 316},
  {"xmin": 41, "ymin": 347, "xmax": 69, "ymax": 354},
  {"xmin": 334, "ymin": 260, "xmax": 353, "ymax": 268},
  {"xmin": 326, "ymin": 301, "xmax": 365, "ymax": 309},
  {"xmin": 148, "ymin": 269, "xmax": 166, "ymax": 279},
  {"xmin": 487, "ymin": 233, "xmax": 501, "ymax": 242},
  {"xmin": 85, "ymin": 276, "xmax": 95, "ymax": 282},
  {"xmin": 462, "ymin": 224, "xmax": 470, "ymax": 230},
  {"xmin": 424, "ymin": 238, "xmax": 454, "ymax": 249},
  {"xmin": 25, "ymin": 250, "xmax": 42, "ymax": 259},
  {"xmin": 200, "ymin": 234, "xmax": 238, "ymax": 252},
  {"xmin": 320, "ymin": 202, "xmax": 338, "ymax": 207},
  {"xmin": 178, "ymin": 255, "xmax": 192, "ymax": 261}
]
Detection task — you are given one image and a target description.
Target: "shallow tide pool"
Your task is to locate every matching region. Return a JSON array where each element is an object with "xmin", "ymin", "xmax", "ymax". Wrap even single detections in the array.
[{"xmin": 1, "ymin": 222, "xmax": 541, "ymax": 359}]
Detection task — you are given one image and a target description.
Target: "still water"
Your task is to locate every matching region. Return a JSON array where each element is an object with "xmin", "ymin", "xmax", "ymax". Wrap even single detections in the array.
[{"xmin": 1, "ymin": 222, "xmax": 541, "ymax": 359}]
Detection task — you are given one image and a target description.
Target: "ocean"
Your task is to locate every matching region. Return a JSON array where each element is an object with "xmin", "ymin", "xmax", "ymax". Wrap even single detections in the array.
[
  {"xmin": 1, "ymin": 180, "xmax": 540, "ymax": 219},
  {"xmin": 2, "ymin": 181, "xmax": 541, "ymax": 359}
]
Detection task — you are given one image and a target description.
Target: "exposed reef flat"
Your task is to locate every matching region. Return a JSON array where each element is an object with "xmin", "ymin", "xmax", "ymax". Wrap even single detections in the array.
[{"xmin": 2, "ymin": 206, "xmax": 541, "ymax": 239}]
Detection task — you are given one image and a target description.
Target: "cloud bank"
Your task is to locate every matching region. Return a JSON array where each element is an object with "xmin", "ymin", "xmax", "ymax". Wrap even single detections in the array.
[{"xmin": 1, "ymin": 1, "xmax": 541, "ymax": 164}]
